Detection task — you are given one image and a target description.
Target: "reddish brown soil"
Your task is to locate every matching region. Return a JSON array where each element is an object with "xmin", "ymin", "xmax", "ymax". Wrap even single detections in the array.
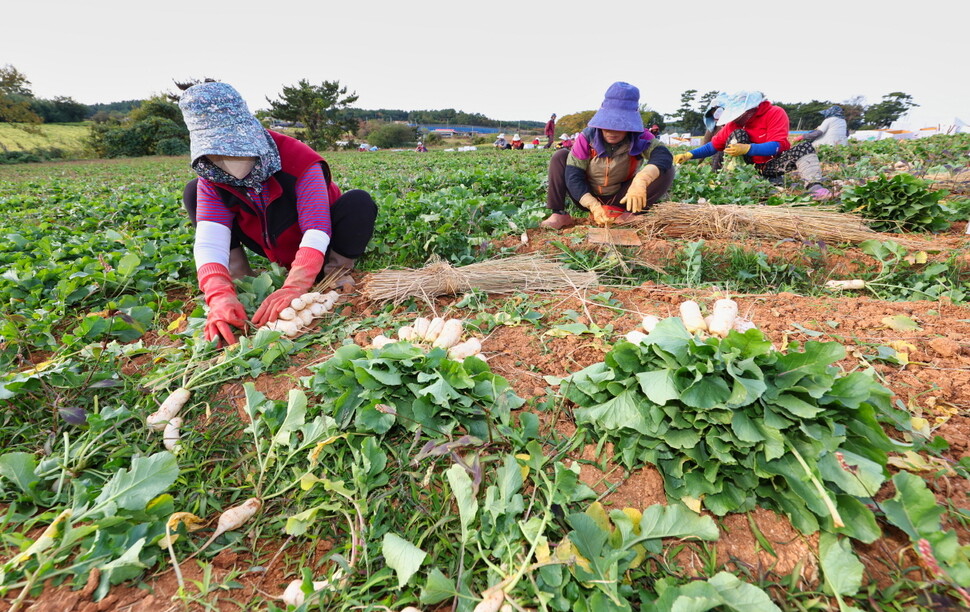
[{"xmin": 8, "ymin": 227, "xmax": 970, "ymax": 611}]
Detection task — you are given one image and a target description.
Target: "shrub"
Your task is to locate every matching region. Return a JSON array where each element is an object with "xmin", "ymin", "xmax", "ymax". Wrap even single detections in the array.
[
  {"xmin": 840, "ymin": 173, "xmax": 950, "ymax": 233},
  {"xmin": 367, "ymin": 123, "xmax": 418, "ymax": 149},
  {"xmin": 155, "ymin": 137, "xmax": 190, "ymax": 156}
]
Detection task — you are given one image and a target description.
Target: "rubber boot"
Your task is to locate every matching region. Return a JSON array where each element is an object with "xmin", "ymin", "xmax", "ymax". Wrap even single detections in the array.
[
  {"xmin": 228, "ymin": 247, "xmax": 255, "ymax": 280},
  {"xmin": 324, "ymin": 251, "xmax": 357, "ymax": 294}
]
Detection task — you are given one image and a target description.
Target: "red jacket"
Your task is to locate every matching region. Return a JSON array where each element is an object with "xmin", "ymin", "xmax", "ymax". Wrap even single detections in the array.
[
  {"xmin": 711, "ymin": 101, "xmax": 791, "ymax": 164},
  {"xmin": 205, "ymin": 131, "xmax": 341, "ymax": 267},
  {"xmin": 544, "ymin": 118, "xmax": 556, "ymax": 137}
]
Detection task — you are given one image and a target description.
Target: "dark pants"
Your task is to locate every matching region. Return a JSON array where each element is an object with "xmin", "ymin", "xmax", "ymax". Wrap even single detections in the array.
[
  {"xmin": 545, "ymin": 148, "xmax": 675, "ymax": 213},
  {"xmin": 182, "ymin": 179, "xmax": 378, "ymax": 263},
  {"xmin": 725, "ymin": 129, "xmax": 817, "ymax": 179}
]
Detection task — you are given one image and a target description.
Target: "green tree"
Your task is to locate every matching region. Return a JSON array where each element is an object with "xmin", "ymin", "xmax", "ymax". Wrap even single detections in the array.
[
  {"xmin": 555, "ymin": 111, "xmax": 595, "ymax": 137},
  {"xmin": 87, "ymin": 96, "xmax": 188, "ymax": 158},
  {"xmin": 0, "ymin": 64, "xmax": 41, "ymax": 125},
  {"xmin": 669, "ymin": 89, "xmax": 705, "ymax": 135},
  {"xmin": 265, "ymin": 79, "xmax": 359, "ymax": 151},
  {"xmin": 29, "ymin": 96, "xmax": 88, "ymax": 123},
  {"xmin": 862, "ymin": 92, "xmax": 918, "ymax": 129},
  {"xmin": 367, "ymin": 123, "xmax": 418, "ymax": 148}
]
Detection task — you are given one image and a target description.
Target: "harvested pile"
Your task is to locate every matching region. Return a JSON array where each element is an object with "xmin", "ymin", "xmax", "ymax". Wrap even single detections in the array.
[
  {"xmin": 632, "ymin": 202, "xmax": 929, "ymax": 248},
  {"xmin": 361, "ymin": 254, "xmax": 597, "ymax": 304}
]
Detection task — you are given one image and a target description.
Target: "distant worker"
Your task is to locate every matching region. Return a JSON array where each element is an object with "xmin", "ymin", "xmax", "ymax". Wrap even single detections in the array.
[
  {"xmin": 531, "ymin": 136, "xmax": 541, "ymax": 148},
  {"xmin": 649, "ymin": 124, "xmax": 661, "ymax": 137},
  {"xmin": 701, "ymin": 92, "xmax": 728, "ymax": 170},
  {"xmin": 415, "ymin": 141, "xmax": 428, "ymax": 152},
  {"xmin": 555, "ymin": 133, "xmax": 574, "ymax": 150},
  {"xmin": 673, "ymin": 91, "xmax": 833, "ymax": 200},
  {"xmin": 795, "ymin": 105, "xmax": 849, "ymax": 147},
  {"xmin": 493, "ymin": 133, "xmax": 511, "ymax": 150},
  {"xmin": 511, "ymin": 134, "xmax": 524, "ymax": 149},
  {"xmin": 544, "ymin": 113, "xmax": 556, "ymax": 148},
  {"xmin": 540, "ymin": 81, "xmax": 675, "ymax": 230}
]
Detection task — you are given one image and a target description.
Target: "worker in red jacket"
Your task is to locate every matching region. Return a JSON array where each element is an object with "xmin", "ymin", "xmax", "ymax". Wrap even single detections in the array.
[
  {"xmin": 544, "ymin": 113, "xmax": 556, "ymax": 148},
  {"xmin": 674, "ymin": 91, "xmax": 832, "ymax": 199}
]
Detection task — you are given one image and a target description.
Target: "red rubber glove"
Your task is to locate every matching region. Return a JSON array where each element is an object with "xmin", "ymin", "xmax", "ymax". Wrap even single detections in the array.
[
  {"xmin": 253, "ymin": 247, "xmax": 324, "ymax": 326},
  {"xmin": 198, "ymin": 263, "xmax": 248, "ymax": 347},
  {"xmin": 793, "ymin": 135, "xmax": 804, "ymax": 142}
]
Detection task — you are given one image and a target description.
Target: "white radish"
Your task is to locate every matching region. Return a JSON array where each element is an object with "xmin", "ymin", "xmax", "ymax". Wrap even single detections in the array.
[
  {"xmin": 399, "ymin": 608, "xmax": 423, "ymax": 612},
  {"xmin": 413, "ymin": 317, "xmax": 430, "ymax": 339},
  {"xmin": 707, "ymin": 298, "xmax": 738, "ymax": 338},
  {"xmin": 733, "ymin": 319, "xmax": 756, "ymax": 332},
  {"xmin": 679, "ymin": 301, "xmax": 707, "ymax": 334},
  {"xmin": 309, "ymin": 303, "xmax": 328, "ymax": 317},
  {"xmin": 320, "ymin": 291, "xmax": 340, "ymax": 309},
  {"xmin": 282, "ymin": 578, "xmax": 335, "ymax": 607},
  {"xmin": 625, "ymin": 330, "xmax": 648, "ymax": 344},
  {"xmin": 300, "ymin": 292, "xmax": 321, "ymax": 303},
  {"xmin": 448, "ymin": 338, "xmax": 482, "ymax": 360},
  {"xmin": 163, "ymin": 416, "xmax": 182, "ymax": 452},
  {"xmin": 433, "ymin": 319, "xmax": 464, "ymax": 349},
  {"xmin": 473, "ymin": 588, "xmax": 505, "ymax": 612},
  {"xmin": 372, "ymin": 335, "xmax": 394, "ymax": 348},
  {"xmin": 298, "ymin": 309, "xmax": 315, "ymax": 327},
  {"xmin": 276, "ymin": 320, "xmax": 300, "ymax": 337},
  {"xmin": 148, "ymin": 387, "xmax": 191, "ymax": 430},
  {"xmin": 641, "ymin": 315, "xmax": 660, "ymax": 333},
  {"xmin": 279, "ymin": 307, "xmax": 298, "ymax": 321},
  {"xmin": 187, "ymin": 497, "xmax": 262, "ymax": 560},
  {"xmin": 824, "ymin": 279, "xmax": 866, "ymax": 290},
  {"xmin": 398, "ymin": 325, "xmax": 415, "ymax": 341},
  {"xmin": 424, "ymin": 317, "xmax": 446, "ymax": 342},
  {"xmin": 290, "ymin": 297, "xmax": 307, "ymax": 311}
]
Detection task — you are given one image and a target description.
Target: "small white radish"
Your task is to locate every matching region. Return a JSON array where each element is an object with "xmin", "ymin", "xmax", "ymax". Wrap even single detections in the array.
[
  {"xmin": 147, "ymin": 387, "xmax": 191, "ymax": 430},
  {"xmin": 413, "ymin": 317, "xmax": 430, "ymax": 339},
  {"xmin": 824, "ymin": 279, "xmax": 866, "ymax": 290},
  {"xmin": 290, "ymin": 297, "xmax": 307, "ymax": 311},
  {"xmin": 399, "ymin": 608, "xmax": 423, "ymax": 612},
  {"xmin": 279, "ymin": 307, "xmax": 298, "ymax": 321},
  {"xmin": 282, "ymin": 579, "xmax": 333, "ymax": 607},
  {"xmin": 309, "ymin": 302, "xmax": 328, "ymax": 317},
  {"xmin": 398, "ymin": 325, "xmax": 415, "ymax": 341},
  {"xmin": 733, "ymin": 319, "xmax": 756, "ymax": 332},
  {"xmin": 163, "ymin": 416, "xmax": 182, "ymax": 452},
  {"xmin": 707, "ymin": 298, "xmax": 738, "ymax": 338},
  {"xmin": 624, "ymin": 330, "xmax": 648, "ymax": 344},
  {"xmin": 320, "ymin": 291, "xmax": 340, "ymax": 309},
  {"xmin": 473, "ymin": 588, "xmax": 505, "ymax": 612},
  {"xmin": 300, "ymin": 292, "xmax": 322, "ymax": 303},
  {"xmin": 424, "ymin": 317, "xmax": 446, "ymax": 342},
  {"xmin": 276, "ymin": 320, "xmax": 301, "ymax": 337},
  {"xmin": 187, "ymin": 497, "xmax": 262, "ymax": 560},
  {"xmin": 433, "ymin": 319, "xmax": 464, "ymax": 349},
  {"xmin": 448, "ymin": 338, "xmax": 482, "ymax": 360},
  {"xmin": 679, "ymin": 301, "xmax": 707, "ymax": 334},
  {"xmin": 372, "ymin": 335, "xmax": 394, "ymax": 348},
  {"xmin": 641, "ymin": 315, "xmax": 660, "ymax": 333},
  {"xmin": 298, "ymin": 309, "xmax": 315, "ymax": 327}
]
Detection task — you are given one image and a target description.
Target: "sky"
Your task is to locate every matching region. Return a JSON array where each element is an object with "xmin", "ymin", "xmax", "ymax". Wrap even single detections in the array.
[{"xmin": 5, "ymin": 0, "xmax": 968, "ymax": 130}]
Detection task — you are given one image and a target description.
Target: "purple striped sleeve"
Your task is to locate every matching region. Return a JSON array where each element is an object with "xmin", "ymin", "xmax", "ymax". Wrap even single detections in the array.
[
  {"xmin": 196, "ymin": 178, "xmax": 235, "ymax": 227},
  {"xmin": 295, "ymin": 164, "xmax": 331, "ymax": 236}
]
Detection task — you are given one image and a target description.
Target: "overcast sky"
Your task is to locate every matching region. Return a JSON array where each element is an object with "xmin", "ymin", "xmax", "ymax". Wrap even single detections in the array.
[{"xmin": 5, "ymin": 0, "xmax": 967, "ymax": 129}]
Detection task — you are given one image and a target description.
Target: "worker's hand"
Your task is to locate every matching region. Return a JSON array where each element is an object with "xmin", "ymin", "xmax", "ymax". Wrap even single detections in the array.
[
  {"xmin": 673, "ymin": 152, "xmax": 693, "ymax": 164},
  {"xmin": 253, "ymin": 247, "xmax": 325, "ymax": 326},
  {"xmin": 793, "ymin": 135, "xmax": 804, "ymax": 142},
  {"xmin": 724, "ymin": 143, "xmax": 751, "ymax": 157},
  {"xmin": 198, "ymin": 263, "xmax": 248, "ymax": 347},
  {"xmin": 579, "ymin": 193, "xmax": 611, "ymax": 225},
  {"xmin": 620, "ymin": 165, "xmax": 660, "ymax": 213}
]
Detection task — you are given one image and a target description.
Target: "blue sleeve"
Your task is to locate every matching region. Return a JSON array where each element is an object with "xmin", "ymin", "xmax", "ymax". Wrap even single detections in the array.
[
  {"xmin": 687, "ymin": 142, "xmax": 716, "ymax": 159},
  {"xmin": 565, "ymin": 165, "xmax": 590, "ymax": 201},
  {"xmin": 747, "ymin": 141, "xmax": 781, "ymax": 156}
]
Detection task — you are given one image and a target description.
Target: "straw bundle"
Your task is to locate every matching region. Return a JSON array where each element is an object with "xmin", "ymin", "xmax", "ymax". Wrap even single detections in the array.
[
  {"xmin": 632, "ymin": 202, "xmax": 929, "ymax": 248},
  {"xmin": 361, "ymin": 254, "xmax": 597, "ymax": 304}
]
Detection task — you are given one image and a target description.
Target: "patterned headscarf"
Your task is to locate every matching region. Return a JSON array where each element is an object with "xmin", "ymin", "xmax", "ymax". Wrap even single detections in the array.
[{"xmin": 820, "ymin": 105, "xmax": 844, "ymax": 118}]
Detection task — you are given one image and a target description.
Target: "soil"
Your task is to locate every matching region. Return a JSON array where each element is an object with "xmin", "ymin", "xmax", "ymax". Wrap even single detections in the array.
[{"xmin": 7, "ymin": 224, "xmax": 970, "ymax": 611}]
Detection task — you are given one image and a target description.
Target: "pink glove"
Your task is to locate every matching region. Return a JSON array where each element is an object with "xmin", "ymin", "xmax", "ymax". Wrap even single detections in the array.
[
  {"xmin": 198, "ymin": 263, "xmax": 248, "ymax": 347},
  {"xmin": 252, "ymin": 247, "xmax": 325, "ymax": 326},
  {"xmin": 793, "ymin": 135, "xmax": 804, "ymax": 142}
]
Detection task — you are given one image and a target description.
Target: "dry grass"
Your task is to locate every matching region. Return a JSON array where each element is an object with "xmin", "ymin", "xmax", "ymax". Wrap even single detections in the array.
[
  {"xmin": 630, "ymin": 201, "xmax": 931, "ymax": 249},
  {"xmin": 361, "ymin": 254, "xmax": 597, "ymax": 304}
]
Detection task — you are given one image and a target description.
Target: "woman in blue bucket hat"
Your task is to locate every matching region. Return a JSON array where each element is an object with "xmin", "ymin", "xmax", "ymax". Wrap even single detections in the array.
[
  {"xmin": 178, "ymin": 81, "xmax": 377, "ymax": 346},
  {"xmin": 673, "ymin": 91, "xmax": 833, "ymax": 199},
  {"xmin": 540, "ymin": 82, "xmax": 675, "ymax": 230}
]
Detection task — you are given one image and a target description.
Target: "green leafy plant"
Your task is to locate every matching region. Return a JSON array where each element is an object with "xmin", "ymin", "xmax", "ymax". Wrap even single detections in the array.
[{"xmin": 841, "ymin": 174, "xmax": 950, "ymax": 233}]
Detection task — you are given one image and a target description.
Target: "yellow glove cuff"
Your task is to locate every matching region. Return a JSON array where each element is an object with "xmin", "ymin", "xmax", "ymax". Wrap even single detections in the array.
[
  {"xmin": 636, "ymin": 164, "xmax": 661, "ymax": 184},
  {"xmin": 579, "ymin": 193, "xmax": 600, "ymax": 210}
]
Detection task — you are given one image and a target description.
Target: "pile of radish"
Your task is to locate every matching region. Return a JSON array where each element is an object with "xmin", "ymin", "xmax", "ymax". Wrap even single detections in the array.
[
  {"xmin": 260, "ymin": 290, "xmax": 341, "ymax": 338},
  {"xmin": 369, "ymin": 316, "xmax": 484, "ymax": 361},
  {"xmin": 624, "ymin": 298, "xmax": 755, "ymax": 344}
]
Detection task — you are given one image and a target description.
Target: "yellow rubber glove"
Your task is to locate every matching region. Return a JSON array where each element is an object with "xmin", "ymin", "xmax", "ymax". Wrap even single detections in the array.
[
  {"xmin": 673, "ymin": 152, "xmax": 693, "ymax": 164},
  {"xmin": 579, "ymin": 193, "xmax": 611, "ymax": 225},
  {"xmin": 724, "ymin": 143, "xmax": 751, "ymax": 157},
  {"xmin": 619, "ymin": 165, "xmax": 660, "ymax": 213}
]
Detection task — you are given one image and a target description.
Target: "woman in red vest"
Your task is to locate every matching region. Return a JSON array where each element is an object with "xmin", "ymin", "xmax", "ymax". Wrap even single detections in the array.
[{"xmin": 179, "ymin": 82, "xmax": 377, "ymax": 346}]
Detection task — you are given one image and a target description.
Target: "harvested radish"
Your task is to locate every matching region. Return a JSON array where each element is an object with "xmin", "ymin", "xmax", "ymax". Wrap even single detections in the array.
[
  {"xmin": 163, "ymin": 416, "xmax": 183, "ymax": 452},
  {"xmin": 298, "ymin": 309, "xmax": 315, "ymax": 327},
  {"xmin": 448, "ymin": 338, "xmax": 482, "ymax": 360},
  {"xmin": 309, "ymin": 303, "xmax": 328, "ymax": 317},
  {"xmin": 641, "ymin": 315, "xmax": 660, "ymax": 333},
  {"xmin": 372, "ymin": 335, "xmax": 394, "ymax": 349},
  {"xmin": 413, "ymin": 317, "xmax": 430, "ymax": 339},
  {"xmin": 679, "ymin": 301, "xmax": 707, "ymax": 334},
  {"xmin": 424, "ymin": 317, "xmax": 445, "ymax": 342},
  {"xmin": 398, "ymin": 325, "xmax": 415, "ymax": 341},
  {"xmin": 278, "ymin": 307, "xmax": 298, "ymax": 321},
  {"xmin": 320, "ymin": 291, "xmax": 340, "ymax": 308},
  {"xmin": 280, "ymin": 573, "xmax": 341, "ymax": 607},
  {"xmin": 824, "ymin": 279, "xmax": 866, "ymax": 290},
  {"xmin": 707, "ymin": 298, "xmax": 738, "ymax": 338},
  {"xmin": 733, "ymin": 319, "xmax": 756, "ymax": 332},
  {"xmin": 148, "ymin": 387, "xmax": 191, "ymax": 430},
  {"xmin": 290, "ymin": 297, "xmax": 307, "ymax": 311},
  {"xmin": 300, "ymin": 292, "xmax": 321, "ymax": 304},
  {"xmin": 187, "ymin": 497, "xmax": 262, "ymax": 560},
  {"xmin": 625, "ymin": 330, "xmax": 648, "ymax": 344},
  {"xmin": 473, "ymin": 588, "xmax": 505, "ymax": 612},
  {"xmin": 433, "ymin": 319, "xmax": 464, "ymax": 349}
]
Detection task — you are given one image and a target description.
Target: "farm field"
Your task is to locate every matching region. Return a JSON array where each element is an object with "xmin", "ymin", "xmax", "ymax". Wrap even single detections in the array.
[
  {"xmin": 1, "ymin": 137, "xmax": 970, "ymax": 611},
  {"xmin": 0, "ymin": 123, "xmax": 90, "ymax": 156}
]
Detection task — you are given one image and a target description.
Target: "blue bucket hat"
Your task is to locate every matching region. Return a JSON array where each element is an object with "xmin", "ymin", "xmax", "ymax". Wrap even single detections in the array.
[
  {"xmin": 820, "ymin": 105, "xmax": 844, "ymax": 118},
  {"xmin": 179, "ymin": 82, "xmax": 275, "ymax": 165},
  {"xmin": 588, "ymin": 82, "xmax": 644, "ymax": 132},
  {"xmin": 716, "ymin": 91, "xmax": 765, "ymax": 126}
]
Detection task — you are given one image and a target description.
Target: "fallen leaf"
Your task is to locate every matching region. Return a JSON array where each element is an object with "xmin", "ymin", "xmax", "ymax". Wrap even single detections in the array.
[{"xmin": 881, "ymin": 315, "xmax": 921, "ymax": 332}]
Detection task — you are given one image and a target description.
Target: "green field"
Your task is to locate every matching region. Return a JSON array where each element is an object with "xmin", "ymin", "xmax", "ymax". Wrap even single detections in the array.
[
  {"xmin": 1, "ymin": 139, "xmax": 970, "ymax": 611},
  {"xmin": 0, "ymin": 122, "xmax": 91, "ymax": 155}
]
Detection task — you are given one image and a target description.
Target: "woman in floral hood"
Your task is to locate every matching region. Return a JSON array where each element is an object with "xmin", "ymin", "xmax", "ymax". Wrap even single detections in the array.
[{"xmin": 179, "ymin": 82, "xmax": 377, "ymax": 346}]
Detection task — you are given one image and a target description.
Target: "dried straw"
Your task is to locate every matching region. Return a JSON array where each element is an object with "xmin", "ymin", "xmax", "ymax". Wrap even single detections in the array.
[
  {"xmin": 631, "ymin": 201, "xmax": 929, "ymax": 248},
  {"xmin": 361, "ymin": 254, "xmax": 597, "ymax": 304}
]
